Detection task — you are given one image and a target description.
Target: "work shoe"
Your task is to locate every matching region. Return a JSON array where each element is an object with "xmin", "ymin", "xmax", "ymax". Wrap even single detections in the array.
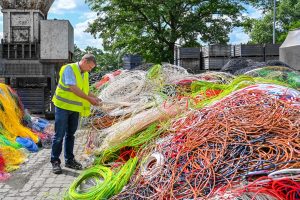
[
  {"xmin": 52, "ymin": 161, "xmax": 62, "ymax": 174},
  {"xmin": 65, "ymin": 159, "xmax": 82, "ymax": 170}
]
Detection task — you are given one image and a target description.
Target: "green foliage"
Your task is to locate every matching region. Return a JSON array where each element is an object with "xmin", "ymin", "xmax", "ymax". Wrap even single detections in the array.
[
  {"xmin": 73, "ymin": 44, "xmax": 85, "ymax": 63},
  {"xmin": 74, "ymin": 45, "xmax": 122, "ymax": 73},
  {"xmin": 244, "ymin": 13, "xmax": 275, "ymax": 44},
  {"xmin": 85, "ymin": 0, "xmax": 258, "ymax": 63},
  {"xmin": 245, "ymin": 0, "xmax": 300, "ymax": 44},
  {"xmin": 278, "ymin": 21, "xmax": 300, "ymax": 43}
]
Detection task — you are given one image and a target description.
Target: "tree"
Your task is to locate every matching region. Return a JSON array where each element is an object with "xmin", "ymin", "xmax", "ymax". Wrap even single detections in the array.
[
  {"xmin": 243, "ymin": 14, "xmax": 276, "ymax": 44},
  {"xmin": 85, "ymin": 0, "xmax": 260, "ymax": 63},
  {"xmin": 245, "ymin": 0, "xmax": 300, "ymax": 44},
  {"xmin": 73, "ymin": 45, "xmax": 122, "ymax": 72},
  {"xmin": 73, "ymin": 44, "xmax": 85, "ymax": 62}
]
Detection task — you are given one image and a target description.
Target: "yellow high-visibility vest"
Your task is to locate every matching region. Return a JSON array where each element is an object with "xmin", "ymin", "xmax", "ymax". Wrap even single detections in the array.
[{"xmin": 52, "ymin": 63, "xmax": 91, "ymax": 117}]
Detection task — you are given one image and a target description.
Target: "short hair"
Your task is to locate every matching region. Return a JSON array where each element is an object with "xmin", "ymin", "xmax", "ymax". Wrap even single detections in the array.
[{"xmin": 82, "ymin": 53, "xmax": 97, "ymax": 66}]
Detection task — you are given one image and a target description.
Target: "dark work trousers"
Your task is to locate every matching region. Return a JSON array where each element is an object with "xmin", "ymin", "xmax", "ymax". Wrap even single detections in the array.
[{"xmin": 51, "ymin": 106, "xmax": 79, "ymax": 164}]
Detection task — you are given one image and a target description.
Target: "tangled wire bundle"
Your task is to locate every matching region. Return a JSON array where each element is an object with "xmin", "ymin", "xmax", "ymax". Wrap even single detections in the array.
[
  {"xmin": 213, "ymin": 169, "xmax": 300, "ymax": 199},
  {"xmin": 114, "ymin": 84, "xmax": 300, "ymax": 199},
  {"xmin": 244, "ymin": 66, "xmax": 300, "ymax": 89}
]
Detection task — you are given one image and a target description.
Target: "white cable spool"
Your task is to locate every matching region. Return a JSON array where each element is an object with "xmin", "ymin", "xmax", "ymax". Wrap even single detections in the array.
[{"xmin": 141, "ymin": 152, "xmax": 165, "ymax": 180}]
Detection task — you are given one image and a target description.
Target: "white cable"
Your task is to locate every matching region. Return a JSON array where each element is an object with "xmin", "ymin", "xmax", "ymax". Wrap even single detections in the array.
[{"xmin": 141, "ymin": 152, "xmax": 165, "ymax": 180}]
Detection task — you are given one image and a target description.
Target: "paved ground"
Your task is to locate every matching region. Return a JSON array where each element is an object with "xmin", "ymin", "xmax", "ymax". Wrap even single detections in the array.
[{"xmin": 0, "ymin": 134, "xmax": 88, "ymax": 200}]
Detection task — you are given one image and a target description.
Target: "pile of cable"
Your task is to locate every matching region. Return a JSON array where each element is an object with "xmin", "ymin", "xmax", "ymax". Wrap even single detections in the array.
[
  {"xmin": 85, "ymin": 64, "xmax": 193, "ymax": 152},
  {"xmin": 173, "ymin": 71, "xmax": 234, "ymax": 86},
  {"xmin": 212, "ymin": 169, "xmax": 300, "ymax": 200},
  {"xmin": 113, "ymin": 83, "xmax": 300, "ymax": 199},
  {"xmin": 244, "ymin": 66, "xmax": 300, "ymax": 89},
  {"xmin": 73, "ymin": 62, "xmax": 300, "ymax": 199},
  {"xmin": 0, "ymin": 84, "xmax": 38, "ymax": 143},
  {"xmin": 91, "ymin": 98, "xmax": 186, "ymax": 152},
  {"xmin": 0, "ymin": 83, "xmax": 43, "ymax": 180},
  {"xmin": 23, "ymin": 113, "xmax": 55, "ymax": 149},
  {"xmin": 94, "ymin": 70, "xmax": 163, "ymax": 121}
]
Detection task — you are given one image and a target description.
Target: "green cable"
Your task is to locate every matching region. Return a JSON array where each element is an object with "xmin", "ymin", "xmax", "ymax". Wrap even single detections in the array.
[
  {"xmin": 0, "ymin": 131, "xmax": 22, "ymax": 149},
  {"xmin": 147, "ymin": 64, "xmax": 162, "ymax": 80},
  {"xmin": 65, "ymin": 158, "xmax": 138, "ymax": 200},
  {"xmin": 95, "ymin": 123, "xmax": 163, "ymax": 164},
  {"xmin": 66, "ymin": 165, "xmax": 113, "ymax": 200},
  {"xmin": 248, "ymin": 68, "xmax": 300, "ymax": 89},
  {"xmin": 95, "ymin": 157, "xmax": 138, "ymax": 199},
  {"xmin": 0, "ymin": 135, "xmax": 22, "ymax": 149},
  {"xmin": 191, "ymin": 75, "xmax": 291, "ymax": 109}
]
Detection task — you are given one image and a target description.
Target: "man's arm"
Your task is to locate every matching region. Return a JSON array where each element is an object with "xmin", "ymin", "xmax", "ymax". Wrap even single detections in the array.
[
  {"xmin": 88, "ymin": 92, "xmax": 97, "ymax": 98},
  {"xmin": 69, "ymin": 85, "xmax": 100, "ymax": 106}
]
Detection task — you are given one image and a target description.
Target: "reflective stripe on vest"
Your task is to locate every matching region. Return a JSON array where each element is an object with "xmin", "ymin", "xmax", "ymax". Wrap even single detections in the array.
[
  {"xmin": 54, "ymin": 94, "xmax": 83, "ymax": 106},
  {"xmin": 57, "ymin": 84, "xmax": 70, "ymax": 91}
]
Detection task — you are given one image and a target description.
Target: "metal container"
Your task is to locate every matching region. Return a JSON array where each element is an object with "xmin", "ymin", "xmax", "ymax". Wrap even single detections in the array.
[
  {"xmin": 40, "ymin": 20, "xmax": 74, "ymax": 62},
  {"xmin": 280, "ymin": 29, "xmax": 300, "ymax": 70},
  {"xmin": 204, "ymin": 57, "xmax": 229, "ymax": 70},
  {"xmin": 122, "ymin": 54, "xmax": 142, "ymax": 70},
  {"xmin": 234, "ymin": 44, "xmax": 264, "ymax": 57},
  {"xmin": 178, "ymin": 48, "xmax": 201, "ymax": 59},
  {"xmin": 178, "ymin": 58, "xmax": 201, "ymax": 73},
  {"xmin": 265, "ymin": 44, "xmax": 280, "ymax": 56},
  {"xmin": 202, "ymin": 45, "xmax": 231, "ymax": 58}
]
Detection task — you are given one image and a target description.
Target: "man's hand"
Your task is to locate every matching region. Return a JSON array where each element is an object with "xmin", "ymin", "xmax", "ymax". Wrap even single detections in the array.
[
  {"xmin": 69, "ymin": 85, "xmax": 102, "ymax": 106},
  {"xmin": 88, "ymin": 97, "xmax": 102, "ymax": 106}
]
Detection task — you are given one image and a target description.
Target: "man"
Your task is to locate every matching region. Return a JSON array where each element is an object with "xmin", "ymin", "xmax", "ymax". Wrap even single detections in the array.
[{"xmin": 51, "ymin": 54, "xmax": 100, "ymax": 174}]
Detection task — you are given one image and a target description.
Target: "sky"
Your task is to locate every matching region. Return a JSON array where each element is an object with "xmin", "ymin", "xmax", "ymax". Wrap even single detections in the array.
[{"xmin": 0, "ymin": 1, "xmax": 262, "ymax": 50}]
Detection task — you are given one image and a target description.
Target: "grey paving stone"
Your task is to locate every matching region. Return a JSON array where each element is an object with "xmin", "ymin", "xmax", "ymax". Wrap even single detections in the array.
[
  {"xmin": 49, "ymin": 187, "xmax": 61, "ymax": 194},
  {"xmin": 33, "ymin": 181, "xmax": 45, "ymax": 188},
  {"xmin": 19, "ymin": 191, "xmax": 33, "ymax": 196},
  {"xmin": 0, "ymin": 188, "xmax": 10, "ymax": 193},
  {"xmin": 5, "ymin": 197, "xmax": 24, "ymax": 200}
]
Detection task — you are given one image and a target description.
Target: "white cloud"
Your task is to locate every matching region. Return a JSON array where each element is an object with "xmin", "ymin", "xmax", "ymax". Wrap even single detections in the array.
[
  {"xmin": 229, "ymin": 27, "xmax": 250, "ymax": 44},
  {"xmin": 74, "ymin": 12, "xmax": 103, "ymax": 49},
  {"xmin": 242, "ymin": 6, "xmax": 263, "ymax": 19},
  {"xmin": 80, "ymin": 12, "xmax": 97, "ymax": 20},
  {"xmin": 49, "ymin": 0, "xmax": 77, "ymax": 14},
  {"xmin": 228, "ymin": 6, "xmax": 262, "ymax": 44}
]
